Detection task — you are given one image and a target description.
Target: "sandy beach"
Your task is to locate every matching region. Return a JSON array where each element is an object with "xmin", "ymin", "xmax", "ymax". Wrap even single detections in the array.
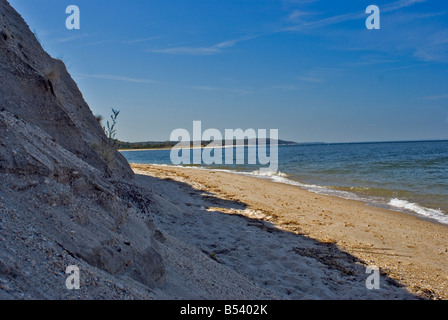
[{"xmin": 131, "ymin": 163, "xmax": 448, "ymax": 300}]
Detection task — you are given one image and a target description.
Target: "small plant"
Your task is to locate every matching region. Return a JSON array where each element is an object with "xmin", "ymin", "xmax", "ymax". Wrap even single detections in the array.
[
  {"xmin": 91, "ymin": 108, "xmax": 121, "ymax": 167},
  {"xmin": 103, "ymin": 108, "xmax": 120, "ymax": 148}
]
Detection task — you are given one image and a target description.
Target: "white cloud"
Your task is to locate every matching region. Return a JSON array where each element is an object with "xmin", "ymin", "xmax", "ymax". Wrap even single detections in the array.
[
  {"xmin": 191, "ymin": 85, "xmax": 252, "ymax": 95},
  {"xmin": 267, "ymin": 84, "xmax": 308, "ymax": 91},
  {"xmin": 151, "ymin": 46, "xmax": 219, "ymax": 55},
  {"xmin": 296, "ymin": 75, "xmax": 325, "ymax": 83},
  {"xmin": 420, "ymin": 94, "xmax": 448, "ymax": 101},
  {"xmin": 287, "ymin": 9, "xmax": 317, "ymax": 22},
  {"xmin": 79, "ymin": 36, "xmax": 162, "ymax": 47},
  {"xmin": 296, "ymin": 67, "xmax": 341, "ymax": 83},
  {"xmin": 382, "ymin": 0, "xmax": 427, "ymax": 12},
  {"xmin": 149, "ymin": 35, "xmax": 257, "ymax": 56},
  {"xmin": 54, "ymin": 33, "xmax": 89, "ymax": 43},
  {"xmin": 345, "ymin": 56, "xmax": 396, "ymax": 67},
  {"xmin": 78, "ymin": 73, "xmax": 162, "ymax": 84},
  {"xmin": 125, "ymin": 36, "xmax": 163, "ymax": 45}
]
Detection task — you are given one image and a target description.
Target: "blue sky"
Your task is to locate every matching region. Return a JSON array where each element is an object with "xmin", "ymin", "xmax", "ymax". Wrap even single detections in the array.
[{"xmin": 8, "ymin": 0, "xmax": 448, "ymax": 143}]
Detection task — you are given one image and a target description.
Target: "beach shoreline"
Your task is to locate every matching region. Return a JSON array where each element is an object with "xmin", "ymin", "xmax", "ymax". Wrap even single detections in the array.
[{"xmin": 131, "ymin": 163, "xmax": 448, "ymax": 299}]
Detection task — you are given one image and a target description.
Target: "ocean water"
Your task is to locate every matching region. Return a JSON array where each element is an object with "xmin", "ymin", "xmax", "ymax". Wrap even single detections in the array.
[{"xmin": 121, "ymin": 140, "xmax": 448, "ymax": 225}]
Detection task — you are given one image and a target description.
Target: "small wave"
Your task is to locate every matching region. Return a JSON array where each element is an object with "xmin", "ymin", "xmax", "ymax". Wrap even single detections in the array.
[
  {"xmin": 245, "ymin": 170, "xmax": 363, "ymax": 199},
  {"xmin": 145, "ymin": 163, "xmax": 448, "ymax": 225},
  {"xmin": 245, "ymin": 171, "xmax": 448, "ymax": 225},
  {"xmin": 388, "ymin": 198, "xmax": 448, "ymax": 225},
  {"xmin": 249, "ymin": 170, "xmax": 288, "ymax": 177}
]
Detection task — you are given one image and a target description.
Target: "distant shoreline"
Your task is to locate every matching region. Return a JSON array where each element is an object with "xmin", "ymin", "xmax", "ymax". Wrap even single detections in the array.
[
  {"xmin": 118, "ymin": 145, "xmax": 240, "ymax": 152},
  {"xmin": 118, "ymin": 139, "xmax": 448, "ymax": 152},
  {"xmin": 118, "ymin": 147, "xmax": 171, "ymax": 152},
  {"xmin": 118, "ymin": 143, "xmax": 294, "ymax": 152}
]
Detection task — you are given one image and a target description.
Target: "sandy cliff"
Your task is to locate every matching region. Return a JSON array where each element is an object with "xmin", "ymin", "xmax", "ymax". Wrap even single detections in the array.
[
  {"xmin": 0, "ymin": 0, "xmax": 165, "ymax": 298},
  {"xmin": 0, "ymin": 0, "xmax": 132, "ymax": 180}
]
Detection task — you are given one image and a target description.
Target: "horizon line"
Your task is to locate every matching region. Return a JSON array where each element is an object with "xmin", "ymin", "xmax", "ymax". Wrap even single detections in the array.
[{"xmin": 119, "ymin": 138, "xmax": 448, "ymax": 145}]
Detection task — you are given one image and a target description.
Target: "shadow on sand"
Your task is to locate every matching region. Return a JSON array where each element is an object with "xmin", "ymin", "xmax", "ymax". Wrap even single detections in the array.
[{"xmin": 135, "ymin": 173, "xmax": 422, "ymax": 300}]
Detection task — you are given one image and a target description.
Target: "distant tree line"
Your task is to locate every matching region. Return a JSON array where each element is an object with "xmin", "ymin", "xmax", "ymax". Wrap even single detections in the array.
[
  {"xmin": 116, "ymin": 141, "xmax": 176, "ymax": 150},
  {"xmin": 117, "ymin": 139, "xmax": 298, "ymax": 150}
]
